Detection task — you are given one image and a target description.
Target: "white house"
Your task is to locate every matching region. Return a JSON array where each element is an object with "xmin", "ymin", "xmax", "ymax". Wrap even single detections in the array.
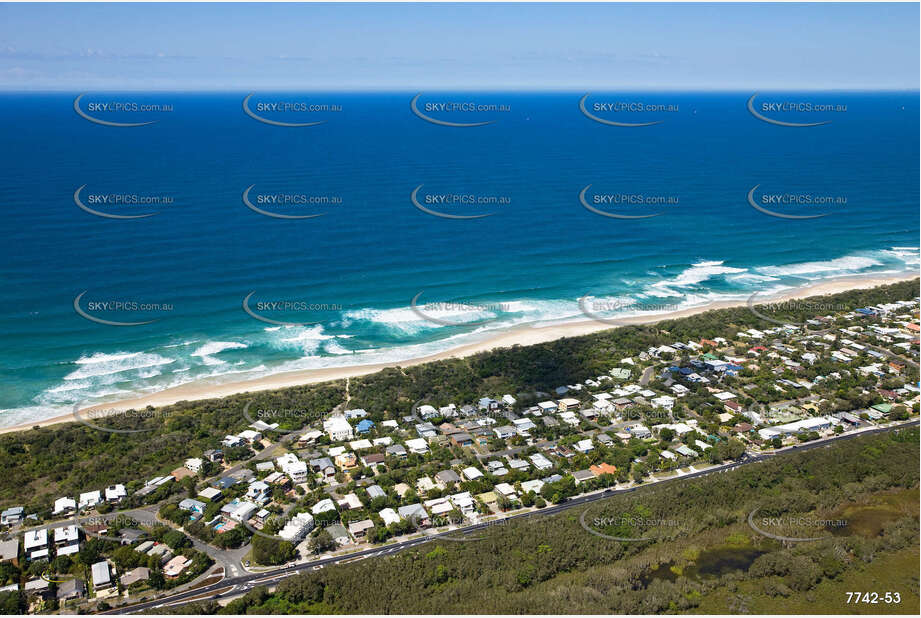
[
  {"xmin": 79, "ymin": 490, "xmax": 102, "ymax": 510},
  {"xmin": 311, "ymin": 498, "xmax": 337, "ymax": 515},
  {"xmin": 529, "ymin": 453, "xmax": 553, "ymax": 471},
  {"xmin": 229, "ymin": 501, "xmax": 258, "ymax": 522},
  {"xmin": 105, "ymin": 484, "xmax": 127, "ymax": 503},
  {"xmin": 52, "ymin": 497, "xmax": 76, "ymax": 516},
  {"xmin": 521, "ymin": 479, "xmax": 544, "ymax": 495},
  {"xmin": 651, "ymin": 395, "xmax": 676, "ymax": 410},
  {"xmin": 277, "ymin": 453, "xmax": 309, "ymax": 483},
  {"xmin": 91, "ymin": 561, "xmax": 112, "ymax": 590},
  {"xmin": 461, "ymin": 467, "xmax": 483, "ymax": 481},
  {"xmin": 379, "ymin": 507, "xmax": 401, "ymax": 526},
  {"xmin": 238, "ymin": 429, "xmax": 262, "ymax": 443},
  {"xmin": 405, "ymin": 438, "xmax": 429, "ymax": 454},
  {"xmin": 279, "ymin": 513, "xmax": 315, "ymax": 543},
  {"xmin": 24, "ymin": 529, "xmax": 48, "ymax": 554},
  {"xmin": 323, "ymin": 416, "xmax": 354, "ymax": 442}
]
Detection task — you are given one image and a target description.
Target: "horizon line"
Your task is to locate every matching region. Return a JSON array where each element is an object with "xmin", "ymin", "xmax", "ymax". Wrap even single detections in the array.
[{"xmin": 1, "ymin": 87, "xmax": 919, "ymax": 94}]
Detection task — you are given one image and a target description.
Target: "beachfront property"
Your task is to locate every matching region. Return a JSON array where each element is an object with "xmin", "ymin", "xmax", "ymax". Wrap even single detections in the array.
[
  {"xmin": 324, "ymin": 415, "xmax": 354, "ymax": 442},
  {"xmin": 0, "ymin": 282, "xmax": 912, "ymax": 614}
]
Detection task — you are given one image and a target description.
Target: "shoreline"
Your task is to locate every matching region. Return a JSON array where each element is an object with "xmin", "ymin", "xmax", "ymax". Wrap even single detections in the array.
[{"xmin": 2, "ymin": 272, "xmax": 916, "ymax": 436}]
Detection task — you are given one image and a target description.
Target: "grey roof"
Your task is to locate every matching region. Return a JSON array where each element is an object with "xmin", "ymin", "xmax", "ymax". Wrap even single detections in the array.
[
  {"xmin": 310, "ymin": 457, "xmax": 335, "ymax": 470},
  {"xmin": 120, "ymin": 567, "xmax": 150, "ymax": 587},
  {"xmin": 435, "ymin": 470, "xmax": 461, "ymax": 484},
  {"xmin": 325, "ymin": 523, "xmax": 349, "ymax": 541},
  {"xmin": 56, "ymin": 578, "xmax": 86, "ymax": 599},
  {"xmin": 366, "ymin": 484, "xmax": 386, "ymax": 499},
  {"xmin": 397, "ymin": 503, "xmax": 427, "ymax": 521},
  {"xmin": 120, "ymin": 528, "xmax": 145, "ymax": 542},
  {"xmin": 347, "ymin": 519, "xmax": 374, "ymax": 534},
  {"xmin": 0, "ymin": 539, "xmax": 18, "ymax": 562}
]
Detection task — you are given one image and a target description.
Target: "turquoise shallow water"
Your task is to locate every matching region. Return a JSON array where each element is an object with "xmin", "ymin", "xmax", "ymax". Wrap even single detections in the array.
[{"xmin": 0, "ymin": 91, "xmax": 917, "ymax": 426}]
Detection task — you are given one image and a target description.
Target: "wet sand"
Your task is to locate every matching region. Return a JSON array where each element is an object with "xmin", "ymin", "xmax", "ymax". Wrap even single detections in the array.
[{"xmin": 1, "ymin": 273, "xmax": 915, "ymax": 435}]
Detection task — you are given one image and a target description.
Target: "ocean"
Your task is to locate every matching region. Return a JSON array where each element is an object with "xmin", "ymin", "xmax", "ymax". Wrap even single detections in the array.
[{"xmin": 0, "ymin": 91, "xmax": 918, "ymax": 427}]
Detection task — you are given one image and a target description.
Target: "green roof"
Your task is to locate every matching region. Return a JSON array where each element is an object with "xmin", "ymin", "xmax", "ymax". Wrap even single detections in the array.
[{"xmin": 871, "ymin": 403, "xmax": 892, "ymax": 413}]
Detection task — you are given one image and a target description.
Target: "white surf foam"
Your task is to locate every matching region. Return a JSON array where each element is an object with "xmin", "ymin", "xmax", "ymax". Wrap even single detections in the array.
[{"xmin": 191, "ymin": 341, "xmax": 248, "ymax": 366}]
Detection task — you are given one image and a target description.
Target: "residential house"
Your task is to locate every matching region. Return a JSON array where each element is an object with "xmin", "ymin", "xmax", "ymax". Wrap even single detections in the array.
[
  {"xmin": 311, "ymin": 498, "xmax": 337, "ymax": 516},
  {"xmin": 91, "ymin": 561, "xmax": 113, "ymax": 590},
  {"xmin": 461, "ymin": 466, "xmax": 484, "ymax": 481},
  {"xmin": 449, "ymin": 431, "xmax": 474, "ymax": 447},
  {"xmin": 163, "ymin": 555, "xmax": 193, "ymax": 579},
  {"xmin": 385, "ymin": 444, "xmax": 408, "ymax": 458},
  {"xmin": 521, "ymin": 479, "xmax": 544, "ymax": 495},
  {"xmin": 337, "ymin": 493, "xmax": 363, "ymax": 511},
  {"xmin": 0, "ymin": 507, "xmax": 23, "ymax": 527},
  {"xmin": 435, "ymin": 469, "xmax": 461, "ymax": 488},
  {"xmin": 79, "ymin": 490, "xmax": 102, "ymax": 511},
  {"xmin": 589, "ymin": 463, "xmax": 617, "ymax": 477},
  {"xmin": 347, "ymin": 519, "xmax": 375, "ymax": 539},
  {"xmin": 24, "ymin": 529, "xmax": 48, "ymax": 561},
  {"xmin": 278, "ymin": 513, "xmax": 315, "ymax": 543},
  {"xmin": 120, "ymin": 567, "xmax": 150, "ymax": 588},
  {"xmin": 323, "ymin": 416, "xmax": 354, "ymax": 442},
  {"xmin": 178, "ymin": 498, "xmax": 206, "ymax": 515},
  {"xmin": 199, "ymin": 487, "xmax": 223, "ymax": 502},
  {"xmin": 379, "ymin": 508, "xmax": 401, "ymax": 526},
  {"xmin": 325, "ymin": 523, "xmax": 351, "ymax": 546},
  {"xmin": 53, "ymin": 497, "xmax": 76, "ymax": 516},
  {"xmin": 529, "ymin": 453, "xmax": 553, "ymax": 471},
  {"xmin": 366, "ymin": 484, "xmax": 386, "ymax": 500},
  {"xmin": 56, "ymin": 578, "xmax": 86, "ymax": 602},
  {"xmin": 397, "ymin": 503, "xmax": 429, "ymax": 527},
  {"xmin": 105, "ymin": 484, "xmax": 127, "ymax": 503},
  {"xmin": 229, "ymin": 502, "xmax": 258, "ymax": 522},
  {"xmin": 405, "ymin": 438, "xmax": 429, "ymax": 454},
  {"xmin": 309, "ymin": 456, "xmax": 337, "ymax": 479}
]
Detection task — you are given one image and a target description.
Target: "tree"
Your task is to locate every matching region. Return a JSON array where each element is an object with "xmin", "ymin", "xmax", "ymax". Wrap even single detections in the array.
[
  {"xmin": 309, "ymin": 529, "xmax": 336, "ymax": 555},
  {"xmin": 252, "ymin": 534, "xmax": 295, "ymax": 566},
  {"xmin": 163, "ymin": 529, "xmax": 192, "ymax": 550},
  {"xmin": 0, "ymin": 591, "xmax": 22, "ymax": 614}
]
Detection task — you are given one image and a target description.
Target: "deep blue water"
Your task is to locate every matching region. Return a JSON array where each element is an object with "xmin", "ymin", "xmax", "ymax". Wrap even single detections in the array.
[{"xmin": 0, "ymin": 91, "xmax": 917, "ymax": 425}]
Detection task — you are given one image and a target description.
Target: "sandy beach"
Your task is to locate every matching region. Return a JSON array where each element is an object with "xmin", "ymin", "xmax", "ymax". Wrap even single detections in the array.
[{"xmin": 2, "ymin": 273, "xmax": 916, "ymax": 436}]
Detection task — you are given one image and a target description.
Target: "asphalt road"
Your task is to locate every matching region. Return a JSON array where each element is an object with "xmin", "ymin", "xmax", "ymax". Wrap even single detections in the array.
[{"xmin": 100, "ymin": 418, "xmax": 918, "ymax": 615}]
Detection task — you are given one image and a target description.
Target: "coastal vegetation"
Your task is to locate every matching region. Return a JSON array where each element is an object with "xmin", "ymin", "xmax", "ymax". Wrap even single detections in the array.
[
  {"xmin": 0, "ymin": 279, "xmax": 916, "ymax": 514},
  {"xmin": 154, "ymin": 426, "xmax": 920, "ymax": 615}
]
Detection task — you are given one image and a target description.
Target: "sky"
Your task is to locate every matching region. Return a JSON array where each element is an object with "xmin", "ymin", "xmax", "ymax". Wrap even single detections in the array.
[{"xmin": 0, "ymin": 2, "xmax": 918, "ymax": 91}]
